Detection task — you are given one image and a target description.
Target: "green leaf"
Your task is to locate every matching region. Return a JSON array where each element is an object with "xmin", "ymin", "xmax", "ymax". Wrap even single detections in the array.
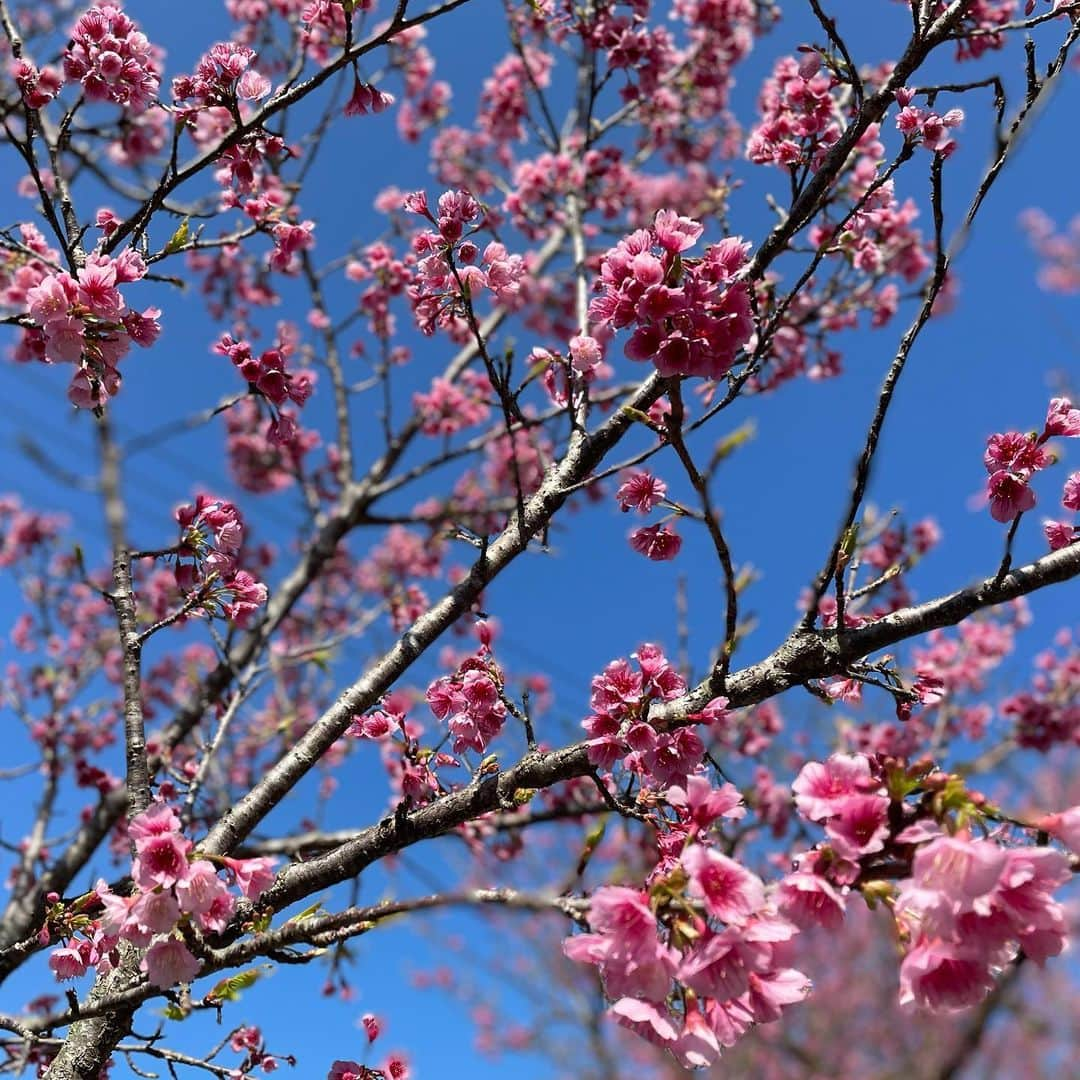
[
  {"xmin": 620, "ymin": 405, "xmax": 656, "ymax": 426},
  {"xmin": 284, "ymin": 900, "xmax": 323, "ymax": 926},
  {"xmin": 206, "ymin": 967, "xmax": 261, "ymax": 1003},
  {"xmin": 163, "ymin": 217, "xmax": 191, "ymax": 255},
  {"xmin": 161, "ymin": 1003, "xmax": 189, "ymax": 1021}
]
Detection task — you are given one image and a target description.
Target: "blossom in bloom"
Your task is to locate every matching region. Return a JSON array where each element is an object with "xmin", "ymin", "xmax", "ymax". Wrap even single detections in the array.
[
  {"xmin": 562, "ymin": 886, "xmax": 678, "ymax": 1002},
  {"xmin": 1044, "ymin": 396, "xmax": 1080, "ymax": 437},
  {"xmin": 49, "ymin": 947, "xmax": 88, "ymax": 981},
  {"xmin": 328, "ymin": 1064, "xmax": 364, "ymax": 1080},
  {"xmin": 224, "ymin": 855, "xmax": 278, "ymax": 900},
  {"xmin": 776, "ymin": 872, "xmax": 846, "ymax": 930},
  {"xmin": 792, "ymin": 753, "xmax": 876, "ymax": 822},
  {"xmin": 898, "ymin": 940, "xmax": 995, "ymax": 1012},
  {"xmin": 63, "ymin": 6, "xmax": 161, "ymax": 113},
  {"xmin": 1062, "ymin": 472, "xmax": 1080, "ymax": 512},
  {"xmin": 629, "ymin": 523, "xmax": 682, "ymax": 561},
  {"xmin": 986, "ymin": 469, "xmax": 1036, "ymax": 523},
  {"xmin": 682, "ymin": 846, "xmax": 765, "ymax": 926},
  {"xmin": 616, "ymin": 471, "xmax": 667, "ymax": 514},
  {"xmin": 132, "ymin": 830, "xmax": 192, "ymax": 890},
  {"xmin": 142, "ymin": 937, "xmax": 201, "ymax": 988}
]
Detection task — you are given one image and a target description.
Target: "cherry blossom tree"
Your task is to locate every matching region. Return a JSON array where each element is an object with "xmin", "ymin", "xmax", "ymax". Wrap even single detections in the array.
[{"xmin": 0, "ymin": 0, "xmax": 1079, "ymax": 1077}]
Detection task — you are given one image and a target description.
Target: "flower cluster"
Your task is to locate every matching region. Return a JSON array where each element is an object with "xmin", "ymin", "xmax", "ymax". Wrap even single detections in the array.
[
  {"xmin": 589, "ymin": 210, "xmax": 754, "ymax": 379},
  {"xmin": 791, "ymin": 751, "xmax": 1080, "ymax": 1013},
  {"xmin": 582, "ymin": 645, "xmax": 726, "ymax": 788},
  {"xmin": 48, "ymin": 803, "xmax": 276, "ymax": 989},
  {"xmin": 895, "ymin": 89, "xmax": 964, "ymax": 157},
  {"xmin": 215, "ymin": 332, "xmax": 314, "ymax": 426},
  {"xmin": 1001, "ymin": 629, "xmax": 1080, "ymax": 749},
  {"xmin": 171, "ymin": 42, "xmax": 270, "ymax": 107},
  {"xmin": 563, "ymin": 869, "xmax": 809, "ymax": 1068},
  {"xmin": 328, "ymin": 1054, "xmax": 409, "ymax": 1080},
  {"xmin": 404, "ymin": 190, "xmax": 527, "ymax": 337},
  {"xmin": 11, "ymin": 58, "xmax": 64, "ymax": 109},
  {"xmin": 175, "ymin": 495, "xmax": 268, "ymax": 627},
  {"xmin": 426, "ymin": 646, "xmax": 507, "ymax": 755},
  {"xmin": 344, "ymin": 79, "xmax": 395, "ymax": 118},
  {"xmin": 225, "ymin": 397, "xmax": 320, "ymax": 493},
  {"xmin": 895, "ymin": 834, "xmax": 1069, "ymax": 1010},
  {"xmin": 983, "ymin": 396, "xmax": 1080, "ymax": 525},
  {"xmin": 1021, "ymin": 209, "xmax": 1080, "ymax": 294},
  {"xmin": 792, "ymin": 753, "xmax": 891, "ymax": 862},
  {"xmin": 412, "ymin": 371, "xmax": 492, "ymax": 436},
  {"xmin": 746, "ymin": 53, "xmax": 841, "ymax": 170},
  {"xmin": 63, "ymin": 5, "xmax": 161, "ymax": 114},
  {"xmin": 23, "ymin": 250, "xmax": 161, "ymax": 409}
]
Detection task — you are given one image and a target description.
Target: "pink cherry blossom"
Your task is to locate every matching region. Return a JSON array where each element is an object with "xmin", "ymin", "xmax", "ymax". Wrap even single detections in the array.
[
  {"xmin": 682, "ymin": 846, "xmax": 765, "ymax": 925},
  {"xmin": 142, "ymin": 937, "xmax": 201, "ymax": 989}
]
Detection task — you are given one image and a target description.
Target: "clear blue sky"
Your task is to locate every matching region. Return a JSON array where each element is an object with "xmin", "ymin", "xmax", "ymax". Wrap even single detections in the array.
[{"xmin": 1, "ymin": 1, "xmax": 1079, "ymax": 1075}]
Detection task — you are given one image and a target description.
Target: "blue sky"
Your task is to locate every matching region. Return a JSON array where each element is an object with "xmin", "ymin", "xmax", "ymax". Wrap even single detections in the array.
[{"xmin": 1, "ymin": 1, "xmax": 1079, "ymax": 1076}]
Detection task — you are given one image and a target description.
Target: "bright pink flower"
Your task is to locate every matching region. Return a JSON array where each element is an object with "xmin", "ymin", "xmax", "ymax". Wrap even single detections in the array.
[
  {"xmin": 984, "ymin": 431, "xmax": 1050, "ymax": 475},
  {"xmin": 682, "ymin": 846, "xmax": 765, "ymax": 926},
  {"xmin": 222, "ymin": 570, "xmax": 268, "ymax": 627},
  {"xmin": 653, "ymin": 209, "xmax": 704, "ymax": 252},
  {"xmin": 361, "ymin": 1012, "xmax": 381, "ymax": 1043},
  {"xmin": 986, "ymin": 469, "xmax": 1036, "ymax": 523},
  {"xmin": 328, "ymin": 1064, "xmax": 363, "ymax": 1080},
  {"xmin": 1062, "ymin": 472, "xmax": 1080, "ymax": 512},
  {"xmin": 791, "ymin": 753, "xmax": 875, "ymax": 822},
  {"xmin": 129, "ymin": 802, "xmax": 183, "ymax": 844},
  {"xmin": 1043, "ymin": 520, "xmax": 1076, "ymax": 550},
  {"xmin": 615, "ymin": 471, "xmax": 667, "ymax": 514},
  {"xmin": 142, "ymin": 937, "xmax": 201, "ymax": 988},
  {"xmin": 129, "ymin": 888, "xmax": 181, "ymax": 935},
  {"xmin": 132, "ymin": 832, "xmax": 192, "ymax": 890},
  {"xmin": 825, "ymin": 794, "xmax": 891, "ymax": 859},
  {"xmin": 563, "ymin": 886, "xmax": 677, "ymax": 1002},
  {"xmin": 629, "ymin": 523, "xmax": 682, "ymax": 561},
  {"xmin": 1043, "ymin": 396, "xmax": 1080, "ymax": 437},
  {"xmin": 665, "ymin": 775, "xmax": 744, "ymax": 831}
]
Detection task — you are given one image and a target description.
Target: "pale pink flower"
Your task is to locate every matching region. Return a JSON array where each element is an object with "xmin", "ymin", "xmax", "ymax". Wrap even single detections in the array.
[
  {"xmin": 898, "ymin": 940, "xmax": 995, "ymax": 1012},
  {"xmin": 175, "ymin": 860, "xmax": 228, "ymax": 915},
  {"xmin": 1041, "ymin": 805, "xmax": 1080, "ymax": 854},
  {"xmin": 224, "ymin": 855, "xmax": 278, "ymax": 900},
  {"xmin": 910, "ymin": 835, "xmax": 1006, "ymax": 905},
  {"xmin": 777, "ymin": 872, "xmax": 846, "ymax": 930},
  {"xmin": 142, "ymin": 937, "xmax": 201, "ymax": 988},
  {"xmin": 129, "ymin": 889, "xmax": 181, "ymax": 935},
  {"xmin": 49, "ymin": 946, "xmax": 88, "ymax": 981}
]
